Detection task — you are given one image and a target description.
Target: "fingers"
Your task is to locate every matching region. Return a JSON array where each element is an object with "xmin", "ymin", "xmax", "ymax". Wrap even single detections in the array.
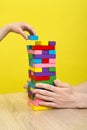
[
  {"xmin": 35, "ymin": 83, "xmax": 56, "ymax": 92},
  {"xmin": 35, "ymin": 93, "xmax": 54, "ymax": 102},
  {"xmin": 39, "ymin": 101, "xmax": 56, "ymax": 108},
  {"xmin": 11, "ymin": 22, "xmax": 36, "ymax": 39},
  {"xmin": 32, "ymin": 88, "xmax": 55, "ymax": 97},
  {"xmin": 19, "ymin": 29, "xmax": 28, "ymax": 40},
  {"xmin": 22, "ymin": 23, "xmax": 36, "ymax": 35}
]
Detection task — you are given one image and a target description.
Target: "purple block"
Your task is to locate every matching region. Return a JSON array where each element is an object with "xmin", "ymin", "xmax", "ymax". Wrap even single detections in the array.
[
  {"xmin": 29, "ymin": 68, "xmax": 50, "ymax": 73},
  {"xmin": 48, "ymin": 41, "xmax": 56, "ymax": 46},
  {"xmin": 34, "ymin": 72, "xmax": 56, "ymax": 76},
  {"xmin": 42, "ymin": 68, "xmax": 49, "ymax": 72},
  {"xmin": 33, "ymin": 54, "xmax": 56, "ymax": 58},
  {"xmin": 42, "ymin": 50, "xmax": 49, "ymax": 55}
]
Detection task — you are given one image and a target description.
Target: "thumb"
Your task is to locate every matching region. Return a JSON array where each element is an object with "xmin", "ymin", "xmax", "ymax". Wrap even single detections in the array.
[
  {"xmin": 54, "ymin": 79, "xmax": 70, "ymax": 88},
  {"xmin": 24, "ymin": 84, "xmax": 28, "ymax": 89},
  {"xmin": 54, "ymin": 79, "xmax": 62, "ymax": 87}
]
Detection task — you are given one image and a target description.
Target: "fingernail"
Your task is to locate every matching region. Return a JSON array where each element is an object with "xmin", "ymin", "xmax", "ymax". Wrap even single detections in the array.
[
  {"xmin": 35, "ymin": 83, "xmax": 41, "ymax": 87},
  {"xmin": 32, "ymin": 89, "xmax": 36, "ymax": 93},
  {"xmin": 26, "ymin": 36, "xmax": 28, "ymax": 40}
]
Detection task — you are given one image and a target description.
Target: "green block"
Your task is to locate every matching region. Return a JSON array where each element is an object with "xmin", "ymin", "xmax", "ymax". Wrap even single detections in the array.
[
  {"xmin": 28, "ymin": 54, "xmax": 33, "ymax": 59},
  {"xmin": 28, "ymin": 85, "xmax": 30, "ymax": 91},
  {"xmin": 32, "ymin": 76, "xmax": 56, "ymax": 85},
  {"xmin": 49, "ymin": 67, "xmax": 56, "ymax": 72},
  {"xmin": 30, "ymin": 95, "xmax": 35, "ymax": 100},
  {"xmin": 50, "ymin": 76, "xmax": 56, "ymax": 81}
]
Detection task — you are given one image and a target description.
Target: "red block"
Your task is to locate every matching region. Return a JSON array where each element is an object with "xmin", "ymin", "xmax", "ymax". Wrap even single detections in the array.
[
  {"xmin": 42, "ymin": 58, "xmax": 49, "ymax": 63},
  {"xmin": 28, "ymin": 93, "xmax": 30, "ymax": 98},
  {"xmin": 32, "ymin": 45, "xmax": 55, "ymax": 50},
  {"xmin": 29, "ymin": 74, "xmax": 50, "ymax": 81}
]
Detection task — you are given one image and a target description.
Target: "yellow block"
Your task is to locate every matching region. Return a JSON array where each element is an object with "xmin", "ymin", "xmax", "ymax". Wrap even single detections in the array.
[
  {"xmin": 29, "ymin": 66, "xmax": 42, "ymax": 72},
  {"xmin": 27, "ymin": 40, "xmax": 49, "ymax": 45},
  {"xmin": 30, "ymin": 103, "xmax": 51, "ymax": 111},
  {"xmin": 30, "ymin": 87, "xmax": 34, "ymax": 91},
  {"xmin": 27, "ymin": 40, "xmax": 42, "ymax": 45},
  {"xmin": 35, "ymin": 41, "xmax": 42, "ymax": 45},
  {"xmin": 39, "ymin": 41, "xmax": 48, "ymax": 45},
  {"xmin": 27, "ymin": 78, "xmax": 31, "ymax": 82}
]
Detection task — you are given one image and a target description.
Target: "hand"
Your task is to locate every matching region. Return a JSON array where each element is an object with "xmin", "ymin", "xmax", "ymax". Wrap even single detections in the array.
[
  {"xmin": 8, "ymin": 22, "xmax": 36, "ymax": 39},
  {"xmin": 31, "ymin": 80, "xmax": 80, "ymax": 108}
]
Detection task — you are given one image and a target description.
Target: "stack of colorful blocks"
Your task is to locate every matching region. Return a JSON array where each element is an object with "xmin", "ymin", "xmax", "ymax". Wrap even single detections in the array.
[{"xmin": 27, "ymin": 35, "xmax": 56, "ymax": 111}]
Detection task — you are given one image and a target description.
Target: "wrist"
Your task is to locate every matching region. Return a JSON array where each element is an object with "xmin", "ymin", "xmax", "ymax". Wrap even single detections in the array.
[{"xmin": 5, "ymin": 24, "xmax": 12, "ymax": 33}]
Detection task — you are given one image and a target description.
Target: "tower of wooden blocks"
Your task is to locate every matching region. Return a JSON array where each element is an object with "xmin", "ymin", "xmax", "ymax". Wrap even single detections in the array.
[{"xmin": 27, "ymin": 36, "xmax": 56, "ymax": 111}]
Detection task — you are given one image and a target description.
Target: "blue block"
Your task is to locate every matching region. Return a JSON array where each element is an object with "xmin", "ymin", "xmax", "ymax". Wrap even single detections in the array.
[
  {"xmin": 49, "ymin": 50, "xmax": 56, "ymax": 54},
  {"xmin": 29, "ymin": 59, "xmax": 42, "ymax": 66},
  {"xmin": 31, "ymin": 59, "xmax": 42, "ymax": 64},
  {"xmin": 28, "ymin": 82, "xmax": 35, "ymax": 88},
  {"xmin": 28, "ymin": 35, "xmax": 38, "ymax": 40}
]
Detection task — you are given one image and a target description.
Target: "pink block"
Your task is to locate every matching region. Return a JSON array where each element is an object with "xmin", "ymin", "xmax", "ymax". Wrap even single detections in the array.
[
  {"xmin": 29, "ymin": 98, "xmax": 42, "ymax": 106},
  {"xmin": 28, "ymin": 100, "xmax": 30, "ymax": 106},
  {"xmin": 33, "ymin": 63, "xmax": 56, "ymax": 68},
  {"xmin": 49, "ymin": 59, "xmax": 56, "ymax": 63},
  {"xmin": 31, "ymin": 71, "xmax": 34, "ymax": 75},
  {"xmin": 28, "ymin": 50, "xmax": 42, "ymax": 54}
]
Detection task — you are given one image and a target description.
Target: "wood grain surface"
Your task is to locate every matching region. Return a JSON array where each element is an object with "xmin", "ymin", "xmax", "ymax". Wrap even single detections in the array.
[{"xmin": 0, "ymin": 92, "xmax": 87, "ymax": 130}]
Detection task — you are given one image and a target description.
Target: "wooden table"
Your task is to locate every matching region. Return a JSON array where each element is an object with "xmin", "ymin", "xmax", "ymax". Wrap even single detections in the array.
[{"xmin": 0, "ymin": 92, "xmax": 87, "ymax": 130}]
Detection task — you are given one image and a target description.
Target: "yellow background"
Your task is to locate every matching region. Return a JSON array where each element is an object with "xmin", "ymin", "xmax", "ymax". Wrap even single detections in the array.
[{"xmin": 0, "ymin": 0, "xmax": 87, "ymax": 94}]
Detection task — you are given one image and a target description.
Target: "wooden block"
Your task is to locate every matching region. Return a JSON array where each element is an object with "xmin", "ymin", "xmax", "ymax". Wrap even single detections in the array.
[
  {"xmin": 49, "ymin": 59, "xmax": 56, "ymax": 63},
  {"xmin": 29, "ymin": 98, "xmax": 43, "ymax": 106},
  {"xmin": 33, "ymin": 54, "xmax": 55, "ymax": 58},
  {"xmin": 33, "ymin": 71, "xmax": 56, "ymax": 76},
  {"xmin": 49, "ymin": 50, "xmax": 56, "ymax": 55},
  {"xmin": 48, "ymin": 41, "xmax": 56, "ymax": 46},
  {"xmin": 40, "ymin": 41, "xmax": 49, "ymax": 45},
  {"xmin": 42, "ymin": 68, "xmax": 49, "ymax": 72},
  {"xmin": 29, "ymin": 74, "xmax": 50, "ymax": 81},
  {"xmin": 35, "ymin": 41, "xmax": 42, "ymax": 45},
  {"xmin": 50, "ymin": 75, "xmax": 56, "ymax": 81},
  {"xmin": 27, "ymin": 78, "xmax": 31, "ymax": 82},
  {"xmin": 27, "ymin": 45, "xmax": 32, "ymax": 50},
  {"xmin": 28, "ymin": 90, "xmax": 35, "ymax": 100},
  {"xmin": 29, "ymin": 65, "xmax": 42, "ymax": 72},
  {"xmin": 30, "ymin": 95, "xmax": 35, "ymax": 100},
  {"xmin": 28, "ymin": 81, "xmax": 36, "ymax": 88},
  {"xmin": 30, "ymin": 59, "xmax": 42, "ymax": 64},
  {"xmin": 28, "ymin": 100, "xmax": 51, "ymax": 111},
  {"xmin": 28, "ymin": 93, "xmax": 30, "ymax": 98},
  {"xmin": 28, "ymin": 50, "xmax": 42, "ymax": 54},
  {"xmin": 32, "ymin": 77, "xmax": 56, "ymax": 85},
  {"xmin": 30, "ymin": 87, "xmax": 34, "ymax": 91},
  {"xmin": 49, "ymin": 67, "xmax": 56, "ymax": 72},
  {"xmin": 42, "ymin": 50, "xmax": 49, "ymax": 55},
  {"xmin": 28, "ymin": 35, "xmax": 38, "ymax": 40},
  {"xmin": 42, "ymin": 59, "xmax": 49, "ymax": 63},
  {"xmin": 33, "ymin": 63, "xmax": 56, "ymax": 68},
  {"xmin": 28, "ymin": 54, "xmax": 33, "ymax": 59},
  {"xmin": 32, "ymin": 45, "xmax": 55, "ymax": 50}
]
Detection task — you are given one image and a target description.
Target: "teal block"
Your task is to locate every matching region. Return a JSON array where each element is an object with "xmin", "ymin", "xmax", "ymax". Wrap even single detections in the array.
[
  {"xmin": 31, "ymin": 59, "xmax": 42, "ymax": 64},
  {"xmin": 28, "ymin": 81, "xmax": 36, "ymax": 88},
  {"xmin": 49, "ymin": 50, "xmax": 56, "ymax": 54},
  {"xmin": 27, "ymin": 45, "xmax": 32, "ymax": 50},
  {"xmin": 28, "ymin": 35, "xmax": 38, "ymax": 40}
]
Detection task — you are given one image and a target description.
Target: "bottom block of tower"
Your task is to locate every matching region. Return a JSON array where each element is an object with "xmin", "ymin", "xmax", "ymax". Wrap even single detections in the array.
[{"xmin": 28, "ymin": 99, "xmax": 51, "ymax": 111}]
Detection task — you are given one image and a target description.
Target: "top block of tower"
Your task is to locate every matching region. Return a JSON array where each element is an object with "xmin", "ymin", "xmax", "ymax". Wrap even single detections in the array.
[{"xmin": 28, "ymin": 35, "xmax": 39, "ymax": 40}]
